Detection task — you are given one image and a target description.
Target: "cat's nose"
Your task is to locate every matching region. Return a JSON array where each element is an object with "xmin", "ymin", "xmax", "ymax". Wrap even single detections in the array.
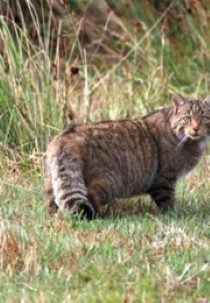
[{"xmin": 192, "ymin": 123, "xmax": 200, "ymax": 132}]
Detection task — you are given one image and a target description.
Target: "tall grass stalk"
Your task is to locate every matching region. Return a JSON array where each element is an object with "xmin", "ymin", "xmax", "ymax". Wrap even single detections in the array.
[{"xmin": 0, "ymin": 0, "xmax": 210, "ymax": 165}]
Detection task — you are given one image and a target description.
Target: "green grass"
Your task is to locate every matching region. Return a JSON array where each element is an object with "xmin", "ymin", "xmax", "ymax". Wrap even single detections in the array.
[
  {"xmin": 1, "ymin": 1, "xmax": 210, "ymax": 302},
  {"xmin": 1, "ymin": 160, "xmax": 210, "ymax": 302}
]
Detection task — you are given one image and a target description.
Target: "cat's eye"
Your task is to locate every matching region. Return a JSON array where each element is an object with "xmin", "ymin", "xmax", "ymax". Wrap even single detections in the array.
[
  {"xmin": 203, "ymin": 116, "xmax": 209, "ymax": 122},
  {"xmin": 183, "ymin": 116, "xmax": 191, "ymax": 122}
]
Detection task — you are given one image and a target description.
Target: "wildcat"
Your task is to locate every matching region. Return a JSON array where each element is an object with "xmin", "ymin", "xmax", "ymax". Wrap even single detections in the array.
[{"xmin": 45, "ymin": 93, "xmax": 210, "ymax": 219}]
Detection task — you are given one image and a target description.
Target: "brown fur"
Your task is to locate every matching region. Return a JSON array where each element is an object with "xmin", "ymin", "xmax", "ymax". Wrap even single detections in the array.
[{"xmin": 45, "ymin": 94, "xmax": 210, "ymax": 219}]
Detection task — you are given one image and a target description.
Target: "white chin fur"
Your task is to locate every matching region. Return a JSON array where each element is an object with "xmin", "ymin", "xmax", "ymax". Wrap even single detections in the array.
[{"xmin": 188, "ymin": 135, "xmax": 201, "ymax": 141}]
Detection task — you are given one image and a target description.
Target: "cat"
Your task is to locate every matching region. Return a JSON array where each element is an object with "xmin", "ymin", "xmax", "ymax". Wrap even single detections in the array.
[{"xmin": 45, "ymin": 93, "xmax": 210, "ymax": 219}]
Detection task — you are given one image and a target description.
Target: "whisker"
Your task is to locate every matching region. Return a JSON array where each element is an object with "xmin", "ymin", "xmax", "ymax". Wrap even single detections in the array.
[{"xmin": 177, "ymin": 136, "xmax": 188, "ymax": 151}]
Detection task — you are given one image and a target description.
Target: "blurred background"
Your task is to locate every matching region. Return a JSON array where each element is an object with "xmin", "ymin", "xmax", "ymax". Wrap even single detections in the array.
[{"xmin": 0, "ymin": 0, "xmax": 210, "ymax": 165}]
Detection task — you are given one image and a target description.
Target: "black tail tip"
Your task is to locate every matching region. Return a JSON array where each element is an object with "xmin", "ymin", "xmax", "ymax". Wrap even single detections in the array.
[{"xmin": 72, "ymin": 201, "xmax": 95, "ymax": 220}]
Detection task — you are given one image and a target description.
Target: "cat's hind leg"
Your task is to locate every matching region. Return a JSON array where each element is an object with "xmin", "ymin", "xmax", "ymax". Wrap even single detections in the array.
[
  {"xmin": 45, "ymin": 180, "xmax": 58, "ymax": 214},
  {"xmin": 87, "ymin": 179, "xmax": 114, "ymax": 214},
  {"xmin": 47, "ymin": 147, "xmax": 97, "ymax": 219}
]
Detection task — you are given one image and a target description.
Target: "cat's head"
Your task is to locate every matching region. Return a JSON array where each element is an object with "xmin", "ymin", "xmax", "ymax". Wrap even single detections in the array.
[{"xmin": 171, "ymin": 93, "xmax": 210, "ymax": 142}]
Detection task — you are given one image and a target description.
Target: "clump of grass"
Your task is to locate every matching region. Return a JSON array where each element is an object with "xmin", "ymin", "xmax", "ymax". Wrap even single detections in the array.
[
  {"xmin": 0, "ymin": 17, "xmax": 61, "ymax": 163},
  {"xmin": 0, "ymin": 223, "xmax": 23, "ymax": 273}
]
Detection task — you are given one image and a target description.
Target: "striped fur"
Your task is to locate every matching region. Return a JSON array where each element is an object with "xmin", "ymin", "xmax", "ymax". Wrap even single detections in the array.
[{"xmin": 45, "ymin": 94, "xmax": 210, "ymax": 218}]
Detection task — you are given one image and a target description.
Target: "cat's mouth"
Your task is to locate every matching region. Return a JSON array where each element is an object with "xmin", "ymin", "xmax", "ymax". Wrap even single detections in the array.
[
  {"xmin": 188, "ymin": 134, "xmax": 202, "ymax": 141},
  {"xmin": 185, "ymin": 129, "xmax": 205, "ymax": 141}
]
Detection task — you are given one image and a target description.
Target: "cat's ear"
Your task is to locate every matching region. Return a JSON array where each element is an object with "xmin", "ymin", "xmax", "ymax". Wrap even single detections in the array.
[
  {"xmin": 203, "ymin": 95, "xmax": 210, "ymax": 108},
  {"xmin": 172, "ymin": 93, "xmax": 186, "ymax": 114},
  {"xmin": 172, "ymin": 93, "xmax": 186, "ymax": 107}
]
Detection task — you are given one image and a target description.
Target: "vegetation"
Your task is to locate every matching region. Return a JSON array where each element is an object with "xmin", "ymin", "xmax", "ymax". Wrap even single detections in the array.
[{"xmin": 1, "ymin": 1, "xmax": 210, "ymax": 302}]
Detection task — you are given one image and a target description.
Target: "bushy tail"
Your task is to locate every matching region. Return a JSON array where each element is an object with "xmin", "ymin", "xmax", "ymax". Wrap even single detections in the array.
[{"xmin": 47, "ymin": 149, "xmax": 95, "ymax": 219}]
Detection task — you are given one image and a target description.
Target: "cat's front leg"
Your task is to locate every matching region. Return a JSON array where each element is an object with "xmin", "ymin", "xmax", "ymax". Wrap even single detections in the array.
[{"xmin": 148, "ymin": 185, "xmax": 176, "ymax": 211}]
